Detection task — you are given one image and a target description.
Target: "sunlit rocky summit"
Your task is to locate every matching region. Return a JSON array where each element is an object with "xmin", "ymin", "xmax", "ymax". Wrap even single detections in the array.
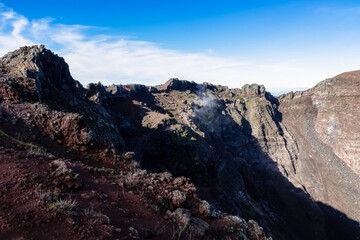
[{"xmin": 0, "ymin": 45, "xmax": 359, "ymax": 240}]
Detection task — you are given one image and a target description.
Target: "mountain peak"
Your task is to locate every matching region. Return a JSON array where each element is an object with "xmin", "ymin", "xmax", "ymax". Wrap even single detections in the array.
[{"xmin": 0, "ymin": 45, "xmax": 78, "ymax": 102}]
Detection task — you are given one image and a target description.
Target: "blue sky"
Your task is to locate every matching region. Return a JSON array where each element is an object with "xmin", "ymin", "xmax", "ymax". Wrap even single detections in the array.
[{"xmin": 1, "ymin": 0, "xmax": 360, "ymax": 93}]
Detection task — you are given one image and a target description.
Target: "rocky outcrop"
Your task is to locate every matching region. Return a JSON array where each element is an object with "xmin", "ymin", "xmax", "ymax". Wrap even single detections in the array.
[
  {"xmin": 119, "ymin": 72, "xmax": 359, "ymax": 239},
  {"xmin": 278, "ymin": 72, "xmax": 360, "ymax": 225},
  {"xmin": 0, "ymin": 45, "xmax": 359, "ymax": 240},
  {"xmin": 0, "ymin": 46, "xmax": 125, "ymax": 163},
  {"xmin": 0, "ymin": 46, "xmax": 272, "ymax": 240},
  {"xmin": 49, "ymin": 159, "xmax": 83, "ymax": 189},
  {"xmin": 132, "ymin": 80, "xmax": 330, "ymax": 239},
  {"xmin": 0, "ymin": 45, "xmax": 80, "ymax": 102}
]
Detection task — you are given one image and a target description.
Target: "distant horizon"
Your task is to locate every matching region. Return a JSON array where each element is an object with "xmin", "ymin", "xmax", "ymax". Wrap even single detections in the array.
[
  {"xmin": 0, "ymin": 44, "xmax": 311, "ymax": 96},
  {"xmin": 0, "ymin": 42, "xmax": 337, "ymax": 96},
  {"xmin": 1, "ymin": 1, "xmax": 360, "ymax": 93}
]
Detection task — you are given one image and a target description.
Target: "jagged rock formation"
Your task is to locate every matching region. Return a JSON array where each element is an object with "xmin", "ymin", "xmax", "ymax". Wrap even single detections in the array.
[
  {"xmin": 0, "ymin": 45, "xmax": 359, "ymax": 240},
  {"xmin": 0, "ymin": 46, "xmax": 270, "ymax": 240}
]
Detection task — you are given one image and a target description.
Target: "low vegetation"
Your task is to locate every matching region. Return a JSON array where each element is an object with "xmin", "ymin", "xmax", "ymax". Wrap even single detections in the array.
[
  {"xmin": 48, "ymin": 198, "xmax": 77, "ymax": 214},
  {"xmin": 0, "ymin": 129, "xmax": 46, "ymax": 155},
  {"xmin": 84, "ymin": 208, "xmax": 110, "ymax": 224}
]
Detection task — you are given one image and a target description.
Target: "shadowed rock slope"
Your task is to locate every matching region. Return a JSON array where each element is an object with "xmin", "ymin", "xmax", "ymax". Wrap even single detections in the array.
[
  {"xmin": 0, "ymin": 46, "xmax": 269, "ymax": 240},
  {"xmin": 0, "ymin": 45, "xmax": 359, "ymax": 239}
]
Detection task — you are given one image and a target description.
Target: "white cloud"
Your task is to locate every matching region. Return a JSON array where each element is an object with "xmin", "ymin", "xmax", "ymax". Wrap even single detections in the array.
[
  {"xmin": 0, "ymin": 5, "xmax": 357, "ymax": 93},
  {"xmin": 0, "ymin": 8, "xmax": 33, "ymax": 54},
  {"xmin": 0, "ymin": 7, "xmax": 255, "ymax": 88}
]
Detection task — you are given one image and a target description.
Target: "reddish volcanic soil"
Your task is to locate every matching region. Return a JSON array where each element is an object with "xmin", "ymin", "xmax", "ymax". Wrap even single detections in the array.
[
  {"xmin": 2, "ymin": 45, "xmax": 359, "ymax": 240},
  {"xmin": 0, "ymin": 135, "xmax": 176, "ymax": 240}
]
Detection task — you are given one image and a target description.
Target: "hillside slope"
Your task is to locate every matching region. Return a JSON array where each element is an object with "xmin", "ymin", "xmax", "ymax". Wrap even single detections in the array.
[
  {"xmin": 278, "ymin": 72, "xmax": 360, "ymax": 231},
  {"xmin": 0, "ymin": 45, "xmax": 359, "ymax": 239}
]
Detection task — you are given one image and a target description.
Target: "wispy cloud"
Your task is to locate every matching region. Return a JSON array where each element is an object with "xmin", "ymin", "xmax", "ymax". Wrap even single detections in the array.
[
  {"xmin": 0, "ymin": 6, "xmax": 254, "ymax": 87},
  {"xmin": 0, "ymin": 4, "xmax": 341, "ymax": 92},
  {"xmin": 0, "ymin": 8, "xmax": 33, "ymax": 50}
]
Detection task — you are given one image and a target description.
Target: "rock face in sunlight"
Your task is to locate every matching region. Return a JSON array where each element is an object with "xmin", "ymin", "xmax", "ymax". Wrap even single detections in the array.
[
  {"xmin": 0, "ymin": 46, "xmax": 359, "ymax": 240},
  {"xmin": 278, "ymin": 72, "xmax": 360, "ymax": 224}
]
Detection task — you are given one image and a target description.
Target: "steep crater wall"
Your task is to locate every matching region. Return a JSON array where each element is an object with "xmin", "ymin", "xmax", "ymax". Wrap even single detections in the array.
[{"xmin": 0, "ymin": 46, "xmax": 359, "ymax": 240}]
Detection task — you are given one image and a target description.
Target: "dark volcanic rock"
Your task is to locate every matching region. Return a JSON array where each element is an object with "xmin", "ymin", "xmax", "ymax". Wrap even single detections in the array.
[
  {"xmin": 0, "ymin": 45, "xmax": 359, "ymax": 240},
  {"xmin": 0, "ymin": 46, "xmax": 125, "ymax": 163},
  {"xmin": 0, "ymin": 45, "xmax": 80, "ymax": 102}
]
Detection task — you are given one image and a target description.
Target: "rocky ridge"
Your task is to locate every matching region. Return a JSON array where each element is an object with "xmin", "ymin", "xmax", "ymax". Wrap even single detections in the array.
[
  {"xmin": 0, "ymin": 46, "xmax": 270, "ymax": 240},
  {"xmin": 0, "ymin": 45, "xmax": 359, "ymax": 239}
]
